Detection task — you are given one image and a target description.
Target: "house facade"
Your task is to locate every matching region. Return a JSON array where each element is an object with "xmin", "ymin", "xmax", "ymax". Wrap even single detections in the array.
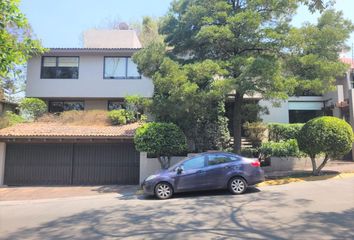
[{"xmin": 26, "ymin": 29, "xmax": 154, "ymax": 112}]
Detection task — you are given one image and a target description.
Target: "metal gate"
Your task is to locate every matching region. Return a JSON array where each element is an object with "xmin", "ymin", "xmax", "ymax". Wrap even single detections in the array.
[{"xmin": 4, "ymin": 142, "xmax": 140, "ymax": 185}]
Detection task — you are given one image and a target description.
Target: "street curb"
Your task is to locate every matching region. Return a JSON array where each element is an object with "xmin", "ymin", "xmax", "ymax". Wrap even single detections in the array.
[{"xmin": 257, "ymin": 172, "xmax": 354, "ymax": 187}]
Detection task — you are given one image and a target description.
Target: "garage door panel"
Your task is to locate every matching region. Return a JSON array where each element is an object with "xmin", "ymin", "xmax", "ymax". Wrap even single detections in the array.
[
  {"xmin": 73, "ymin": 143, "xmax": 139, "ymax": 185},
  {"xmin": 4, "ymin": 142, "xmax": 140, "ymax": 186},
  {"xmin": 4, "ymin": 144, "xmax": 73, "ymax": 185}
]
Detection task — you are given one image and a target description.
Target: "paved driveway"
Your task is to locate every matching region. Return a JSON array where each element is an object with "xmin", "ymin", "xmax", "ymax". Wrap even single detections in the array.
[{"xmin": 1, "ymin": 177, "xmax": 354, "ymax": 240}]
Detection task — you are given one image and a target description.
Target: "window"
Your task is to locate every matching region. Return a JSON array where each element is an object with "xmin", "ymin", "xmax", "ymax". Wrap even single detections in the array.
[
  {"xmin": 108, "ymin": 101, "xmax": 125, "ymax": 111},
  {"xmin": 41, "ymin": 57, "xmax": 79, "ymax": 79},
  {"xmin": 207, "ymin": 154, "xmax": 235, "ymax": 166},
  {"xmin": 289, "ymin": 110, "xmax": 324, "ymax": 123},
  {"xmin": 49, "ymin": 101, "xmax": 84, "ymax": 113},
  {"xmin": 104, "ymin": 57, "xmax": 141, "ymax": 79},
  {"xmin": 182, "ymin": 156, "xmax": 206, "ymax": 170}
]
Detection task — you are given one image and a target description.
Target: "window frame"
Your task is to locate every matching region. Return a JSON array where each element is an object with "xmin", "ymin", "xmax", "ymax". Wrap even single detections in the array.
[
  {"xmin": 103, "ymin": 56, "xmax": 141, "ymax": 80},
  {"xmin": 40, "ymin": 56, "xmax": 80, "ymax": 79}
]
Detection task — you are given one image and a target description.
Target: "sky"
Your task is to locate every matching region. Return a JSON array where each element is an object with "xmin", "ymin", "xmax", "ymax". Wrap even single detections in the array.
[{"xmin": 20, "ymin": 0, "xmax": 354, "ymax": 57}]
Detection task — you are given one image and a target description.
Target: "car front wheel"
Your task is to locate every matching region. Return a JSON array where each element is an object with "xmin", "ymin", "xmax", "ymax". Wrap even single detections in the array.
[
  {"xmin": 155, "ymin": 182, "xmax": 173, "ymax": 199},
  {"xmin": 228, "ymin": 177, "xmax": 247, "ymax": 195}
]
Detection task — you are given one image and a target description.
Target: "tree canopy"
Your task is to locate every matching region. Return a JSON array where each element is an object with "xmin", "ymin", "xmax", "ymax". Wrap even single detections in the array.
[
  {"xmin": 146, "ymin": 0, "xmax": 353, "ymax": 153},
  {"xmin": 0, "ymin": 0, "xmax": 44, "ymax": 99}
]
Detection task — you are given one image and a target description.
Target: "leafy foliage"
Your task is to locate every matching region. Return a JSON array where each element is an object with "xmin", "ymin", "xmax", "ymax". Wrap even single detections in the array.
[
  {"xmin": 108, "ymin": 109, "xmax": 128, "ymax": 125},
  {"xmin": 297, "ymin": 116, "xmax": 354, "ymax": 175},
  {"xmin": 268, "ymin": 123, "xmax": 304, "ymax": 142},
  {"xmin": 134, "ymin": 122, "xmax": 187, "ymax": 169},
  {"xmin": 135, "ymin": 0, "xmax": 352, "ymax": 154},
  {"xmin": 297, "ymin": 117, "xmax": 353, "ymax": 158},
  {"xmin": 243, "ymin": 122, "xmax": 268, "ymax": 147},
  {"xmin": 259, "ymin": 139, "xmax": 301, "ymax": 158},
  {"xmin": 0, "ymin": 0, "xmax": 44, "ymax": 80},
  {"xmin": 125, "ymin": 95, "xmax": 150, "ymax": 121},
  {"xmin": 0, "ymin": 111, "xmax": 24, "ymax": 128},
  {"xmin": 19, "ymin": 98, "xmax": 47, "ymax": 120}
]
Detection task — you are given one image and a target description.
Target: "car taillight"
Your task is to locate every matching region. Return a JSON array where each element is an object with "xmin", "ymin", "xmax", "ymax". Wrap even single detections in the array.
[{"xmin": 251, "ymin": 161, "xmax": 260, "ymax": 167}]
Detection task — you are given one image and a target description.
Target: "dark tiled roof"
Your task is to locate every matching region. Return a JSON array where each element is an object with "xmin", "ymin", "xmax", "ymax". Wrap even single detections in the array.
[{"xmin": 0, "ymin": 122, "xmax": 140, "ymax": 139}]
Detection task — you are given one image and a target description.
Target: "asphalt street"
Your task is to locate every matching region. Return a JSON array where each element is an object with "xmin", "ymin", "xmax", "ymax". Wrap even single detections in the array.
[{"xmin": 1, "ymin": 177, "xmax": 354, "ymax": 240}]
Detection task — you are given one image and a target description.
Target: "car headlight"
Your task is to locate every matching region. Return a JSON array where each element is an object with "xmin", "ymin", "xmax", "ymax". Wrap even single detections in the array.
[{"xmin": 146, "ymin": 174, "xmax": 158, "ymax": 181}]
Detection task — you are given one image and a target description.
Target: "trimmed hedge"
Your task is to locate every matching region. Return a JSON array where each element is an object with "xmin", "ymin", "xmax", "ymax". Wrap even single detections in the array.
[
  {"xmin": 268, "ymin": 123, "xmax": 304, "ymax": 142},
  {"xmin": 259, "ymin": 139, "xmax": 301, "ymax": 158}
]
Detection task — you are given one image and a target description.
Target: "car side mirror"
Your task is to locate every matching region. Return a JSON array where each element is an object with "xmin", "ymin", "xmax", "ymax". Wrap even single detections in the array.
[{"xmin": 176, "ymin": 166, "xmax": 183, "ymax": 174}]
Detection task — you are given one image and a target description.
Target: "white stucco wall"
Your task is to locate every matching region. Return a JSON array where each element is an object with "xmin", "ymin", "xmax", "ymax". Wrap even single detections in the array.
[
  {"xmin": 26, "ymin": 52, "xmax": 154, "ymax": 98},
  {"xmin": 259, "ymin": 100, "xmax": 289, "ymax": 123}
]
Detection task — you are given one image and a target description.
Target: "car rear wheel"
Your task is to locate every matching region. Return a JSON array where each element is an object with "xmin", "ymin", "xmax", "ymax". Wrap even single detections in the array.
[
  {"xmin": 155, "ymin": 182, "xmax": 173, "ymax": 199},
  {"xmin": 228, "ymin": 177, "xmax": 247, "ymax": 195}
]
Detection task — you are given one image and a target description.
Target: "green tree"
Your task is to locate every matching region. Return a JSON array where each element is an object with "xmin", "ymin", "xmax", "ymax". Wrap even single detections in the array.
[
  {"xmin": 134, "ymin": 122, "xmax": 187, "ymax": 169},
  {"xmin": 297, "ymin": 117, "xmax": 354, "ymax": 175},
  {"xmin": 157, "ymin": 0, "xmax": 353, "ymax": 154},
  {"xmin": 0, "ymin": 0, "xmax": 44, "ymax": 88},
  {"xmin": 19, "ymin": 98, "xmax": 47, "ymax": 120}
]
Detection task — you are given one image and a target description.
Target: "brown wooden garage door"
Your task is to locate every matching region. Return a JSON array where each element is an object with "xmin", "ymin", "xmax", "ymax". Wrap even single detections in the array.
[{"xmin": 4, "ymin": 143, "xmax": 140, "ymax": 185}]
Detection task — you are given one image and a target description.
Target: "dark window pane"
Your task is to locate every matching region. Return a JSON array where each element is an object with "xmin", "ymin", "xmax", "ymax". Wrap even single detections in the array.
[
  {"xmin": 57, "ymin": 67, "xmax": 78, "ymax": 79},
  {"xmin": 41, "ymin": 67, "xmax": 57, "ymax": 78},
  {"xmin": 108, "ymin": 101, "xmax": 125, "ymax": 111},
  {"xmin": 289, "ymin": 110, "xmax": 324, "ymax": 123},
  {"xmin": 182, "ymin": 156, "xmax": 205, "ymax": 170},
  {"xmin": 41, "ymin": 56, "xmax": 79, "ymax": 79},
  {"xmin": 49, "ymin": 102, "xmax": 64, "ymax": 113},
  {"xmin": 63, "ymin": 102, "xmax": 84, "ymax": 111}
]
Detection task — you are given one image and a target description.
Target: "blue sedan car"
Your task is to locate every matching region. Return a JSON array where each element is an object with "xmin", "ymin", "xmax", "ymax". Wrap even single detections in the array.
[{"xmin": 142, "ymin": 152, "xmax": 265, "ymax": 199}]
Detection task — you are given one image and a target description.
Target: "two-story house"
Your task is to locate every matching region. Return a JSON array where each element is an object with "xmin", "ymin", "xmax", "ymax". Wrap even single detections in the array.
[
  {"xmin": 26, "ymin": 29, "xmax": 154, "ymax": 112},
  {"xmin": 0, "ymin": 29, "xmax": 155, "ymax": 186}
]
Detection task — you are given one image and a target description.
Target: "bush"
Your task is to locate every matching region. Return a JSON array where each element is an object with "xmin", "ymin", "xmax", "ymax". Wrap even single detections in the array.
[
  {"xmin": 297, "ymin": 116, "xmax": 354, "ymax": 175},
  {"xmin": 268, "ymin": 123, "xmax": 304, "ymax": 142},
  {"xmin": 134, "ymin": 122, "xmax": 187, "ymax": 169},
  {"xmin": 0, "ymin": 111, "xmax": 25, "ymax": 128},
  {"xmin": 240, "ymin": 148, "xmax": 259, "ymax": 158},
  {"xmin": 259, "ymin": 139, "xmax": 300, "ymax": 158},
  {"xmin": 108, "ymin": 110, "xmax": 127, "ymax": 125},
  {"xmin": 243, "ymin": 122, "xmax": 267, "ymax": 147},
  {"xmin": 19, "ymin": 98, "xmax": 47, "ymax": 120}
]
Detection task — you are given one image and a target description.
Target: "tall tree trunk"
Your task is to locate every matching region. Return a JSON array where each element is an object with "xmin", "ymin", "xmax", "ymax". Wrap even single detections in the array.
[{"xmin": 233, "ymin": 92, "xmax": 243, "ymax": 154}]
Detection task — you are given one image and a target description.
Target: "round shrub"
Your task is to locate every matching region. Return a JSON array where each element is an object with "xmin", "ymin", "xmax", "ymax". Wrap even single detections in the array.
[
  {"xmin": 134, "ymin": 122, "xmax": 187, "ymax": 169},
  {"xmin": 297, "ymin": 116, "xmax": 354, "ymax": 158},
  {"xmin": 108, "ymin": 110, "xmax": 127, "ymax": 125},
  {"xmin": 19, "ymin": 98, "xmax": 47, "ymax": 120}
]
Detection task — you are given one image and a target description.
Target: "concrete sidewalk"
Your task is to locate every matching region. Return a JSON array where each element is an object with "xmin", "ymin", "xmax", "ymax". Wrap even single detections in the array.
[
  {"xmin": 265, "ymin": 160, "xmax": 354, "ymax": 178},
  {"xmin": 0, "ymin": 185, "xmax": 138, "ymax": 201}
]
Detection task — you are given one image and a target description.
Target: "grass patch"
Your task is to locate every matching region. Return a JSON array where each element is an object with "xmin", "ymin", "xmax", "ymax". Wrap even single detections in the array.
[{"xmin": 37, "ymin": 110, "xmax": 110, "ymax": 126}]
